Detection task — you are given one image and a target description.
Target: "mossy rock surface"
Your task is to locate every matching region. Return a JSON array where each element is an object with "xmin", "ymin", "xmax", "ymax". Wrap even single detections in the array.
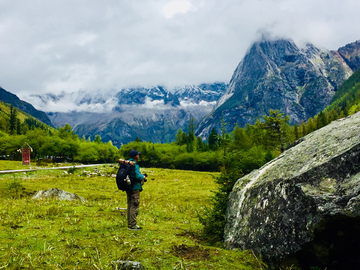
[{"xmin": 225, "ymin": 111, "xmax": 360, "ymax": 269}]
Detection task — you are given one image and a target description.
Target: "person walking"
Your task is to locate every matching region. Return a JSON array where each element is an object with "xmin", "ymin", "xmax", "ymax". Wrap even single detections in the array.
[{"xmin": 127, "ymin": 149, "xmax": 146, "ymax": 230}]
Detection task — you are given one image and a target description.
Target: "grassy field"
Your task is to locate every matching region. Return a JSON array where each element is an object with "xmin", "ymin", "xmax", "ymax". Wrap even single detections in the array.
[
  {"xmin": 0, "ymin": 161, "xmax": 264, "ymax": 269},
  {"xmin": 0, "ymin": 160, "xmax": 29, "ymax": 171}
]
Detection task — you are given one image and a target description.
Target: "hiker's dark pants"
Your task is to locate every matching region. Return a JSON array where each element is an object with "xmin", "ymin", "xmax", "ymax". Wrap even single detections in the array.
[{"xmin": 126, "ymin": 190, "xmax": 140, "ymax": 227}]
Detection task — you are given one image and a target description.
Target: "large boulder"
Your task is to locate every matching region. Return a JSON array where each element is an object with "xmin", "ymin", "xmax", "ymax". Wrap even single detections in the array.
[{"xmin": 224, "ymin": 111, "xmax": 360, "ymax": 269}]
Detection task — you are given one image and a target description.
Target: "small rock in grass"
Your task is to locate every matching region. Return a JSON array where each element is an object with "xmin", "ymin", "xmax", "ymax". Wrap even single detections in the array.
[
  {"xmin": 32, "ymin": 188, "xmax": 86, "ymax": 203},
  {"xmin": 112, "ymin": 260, "xmax": 144, "ymax": 269}
]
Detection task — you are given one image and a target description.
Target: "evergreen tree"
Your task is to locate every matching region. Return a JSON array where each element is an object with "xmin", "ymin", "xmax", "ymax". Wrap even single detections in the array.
[
  {"xmin": 186, "ymin": 118, "xmax": 196, "ymax": 152},
  {"xmin": 94, "ymin": 135, "xmax": 102, "ymax": 144},
  {"xmin": 293, "ymin": 124, "xmax": 299, "ymax": 140},
  {"xmin": 299, "ymin": 121, "xmax": 306, "ymax": 137},
  {"xmin": 306, "ymin": 117, "xmax": 315, "ymax": 134},
  {"xmin": 208, "ymin": 127, "xmax": 218, "ymax": 150},
  {"xmin": 262, "ymin": 109, "xmax": 290, "ymax": 152},
  {"xmin": 175, "ymin": 129, "xmax": 186, "ymax": 145},
  {"xmin": 195, "ymin": 136, "xmax": 205, "ymax": 152},
  {"xmin": 230, "ymin": 125, "xmax": 252, "ymax": 151},
  {"xmin": 16, "ymin": 118, "xmax": 21, "ymax": 135},
  {"xmin": 219, "ymin": 114, "xmax": 230, "ymax": 172},
  {"xmin": 219, "ymin": 114, "xmax": 229, "ymax": 149},
  {"xmin": 9, "ymin": 105, "xmax": 17, "ymax": 135},
  {"xmin": 315, "ymin": 111, "xmax": 328, "ymax": 130}
]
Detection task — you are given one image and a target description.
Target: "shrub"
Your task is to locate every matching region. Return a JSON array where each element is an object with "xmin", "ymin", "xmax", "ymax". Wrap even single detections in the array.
[{"xmin": 199, "ymin": 170, "xmax": 243, "ymax": 244}]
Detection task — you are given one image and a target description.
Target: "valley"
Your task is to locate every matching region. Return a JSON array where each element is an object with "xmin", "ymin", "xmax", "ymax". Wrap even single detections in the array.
[
  {"xmin": 0, "ymin": 162, "xmax": 262, "ymax": 270},
  {"xmin": 13, "ymin": 37, "xmax": 360, "ymax": 144}
]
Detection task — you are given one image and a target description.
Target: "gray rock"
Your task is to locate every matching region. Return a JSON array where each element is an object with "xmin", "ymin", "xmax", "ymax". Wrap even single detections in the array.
[
  {"xmin": 112, "ymin": 260, "xmax": 144, "ymax": 269},
  {"xmin": 224, "ymin": 111, "xmax": 360, "ymax": 268},
  {"xmin": 32, "ymin": 188, "xmax": 86, "ymax": 203}
]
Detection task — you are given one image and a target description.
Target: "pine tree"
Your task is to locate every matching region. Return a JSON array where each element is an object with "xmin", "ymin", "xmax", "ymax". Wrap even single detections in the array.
[
  {"xmin": 16, "ymin": 118, "xmax": 21, "ymax": 135},
  {"xmin": 293, "ymin": 124, "xmax": 299, "ymax": 140},
  {"xmin": 231, "ymin": 124, "xmax": 252, "ymax": 151},
  {"xmin": 299, "ymin": 121, "xmax": 307, "ymax": 138},
  {"xmin": 208, "ymin": 127, "xmax": 218, "ymax": 150},
  {"xmin": 262, "ymin": 109, "xmax": 290, "ymax": 152},
  {"xmin": 94, "ymin": 135, "xmax": 102, "ymax": 144},
  {"xmin": 219, "ymin": 114, "xmax": 230, "ymax": 165},
  {"xmin": 9, "ymin": 105, "xmax": 17, "ymax": 135},
  {"xmin": 195, "ymin": 136, "xmax": 205, "ymax": 152},
  {"xmin": 306, "ymin": 117, "xmax": 315, "ymax": 134},
  {"xmin": 175, "ymin": 129, "xmax": 186, "ymax": 145},
  {"xmin": 315, "ymin": 111, "xmax": 328, "ymax": 130},
  {"xmin": 186, "ymin": 118, "xmax": 196, "ymax": 152}
]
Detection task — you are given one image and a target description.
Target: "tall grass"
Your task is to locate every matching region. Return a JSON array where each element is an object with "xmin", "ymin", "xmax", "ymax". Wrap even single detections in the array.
[{"xmin": 0, "ymin": 162, "xmax": 264, "ymax": 269}]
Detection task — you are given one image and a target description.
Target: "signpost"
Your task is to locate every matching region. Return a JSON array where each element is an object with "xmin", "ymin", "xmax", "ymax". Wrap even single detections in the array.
[
  {"xmin": 22, "ymin": 148, "xmax": 30, "ymax": 165},
  {"xmin": 18, "ymin": 142, "xmax": 33, "ymax": 168}
]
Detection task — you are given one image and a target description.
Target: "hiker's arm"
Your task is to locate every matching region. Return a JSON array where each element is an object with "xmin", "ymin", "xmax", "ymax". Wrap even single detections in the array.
[{"xmin": 134, "ymin": 164, "xmax": 145, "ymax": 181}]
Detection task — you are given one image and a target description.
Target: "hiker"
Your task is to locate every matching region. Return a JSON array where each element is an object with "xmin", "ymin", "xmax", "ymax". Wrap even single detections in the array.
[{"xmin": 127, "ymin": 149, "xmax": 147, "ymax": 230}]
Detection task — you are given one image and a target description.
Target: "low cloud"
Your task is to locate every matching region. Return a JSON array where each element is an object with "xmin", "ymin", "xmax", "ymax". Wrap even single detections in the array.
[{"xmin": 1, "ymin": 0, "xmax": 359, "ymax": 108}]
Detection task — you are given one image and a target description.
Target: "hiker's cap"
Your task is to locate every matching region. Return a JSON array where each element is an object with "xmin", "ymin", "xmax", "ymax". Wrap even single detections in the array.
[{"xmin": 129, "ymin": 149, "xmax": 141, "ymax": 158}]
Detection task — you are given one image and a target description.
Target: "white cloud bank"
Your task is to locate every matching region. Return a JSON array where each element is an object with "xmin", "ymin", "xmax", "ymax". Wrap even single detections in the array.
[
  {"xmin": 162, "ymin": 0, "xmax": 192, "ymax": 18},
  {"xmin": 0, "ymin": 0, "xmax": 359, "ymax": 111}
]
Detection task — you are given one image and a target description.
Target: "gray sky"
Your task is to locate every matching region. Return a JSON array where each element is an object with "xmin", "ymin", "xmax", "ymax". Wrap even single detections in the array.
[{"xmin": 1, "ymin": 0, "xmax": 360, "ymax": 104}]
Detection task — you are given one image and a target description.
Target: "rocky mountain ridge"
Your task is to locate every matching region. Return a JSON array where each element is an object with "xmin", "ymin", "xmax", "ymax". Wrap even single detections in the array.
[{"xmin": 196, "ymin": 38, "xmax": 360, "ymax": 139}]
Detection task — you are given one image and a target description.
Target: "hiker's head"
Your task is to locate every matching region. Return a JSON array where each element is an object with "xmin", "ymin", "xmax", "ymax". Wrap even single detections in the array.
[{"xmin": 129, "ymin": 149, "xmax": 141, "ymax": 160}]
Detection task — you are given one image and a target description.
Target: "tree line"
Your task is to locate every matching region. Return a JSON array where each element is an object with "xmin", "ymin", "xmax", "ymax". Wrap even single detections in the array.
[{"xmin": 0, "ymin": 104, "xmax": 119, "ymax": 164}]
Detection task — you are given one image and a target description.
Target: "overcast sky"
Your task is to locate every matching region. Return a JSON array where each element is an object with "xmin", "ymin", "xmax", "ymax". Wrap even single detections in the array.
[{"xmin": 1, "ymin": 0, "xmax": 360, "ymax": 103}]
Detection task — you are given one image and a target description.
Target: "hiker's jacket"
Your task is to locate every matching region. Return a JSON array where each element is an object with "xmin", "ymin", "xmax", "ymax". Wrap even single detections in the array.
[{"xmin": 129, "ymin": 158, "xmax": 144, "ymax": 191}]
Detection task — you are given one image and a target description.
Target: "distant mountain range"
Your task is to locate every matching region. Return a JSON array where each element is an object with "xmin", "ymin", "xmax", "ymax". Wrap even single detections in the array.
[
  {"xmin": 29, "ymin": 83, "xmax": 227, "ymax": 146},
  {"xmin": 1, "ymin": 36, "xmax": 360, "ymax": 145}
]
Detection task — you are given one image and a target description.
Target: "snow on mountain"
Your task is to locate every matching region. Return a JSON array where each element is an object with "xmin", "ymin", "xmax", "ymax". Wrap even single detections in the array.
[{"xmin": 25, "ymin": 83, "xmax": 227, "ymax": 145}]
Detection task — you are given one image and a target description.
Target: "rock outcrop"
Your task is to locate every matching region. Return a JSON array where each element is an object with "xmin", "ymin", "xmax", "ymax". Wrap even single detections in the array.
[
  {"xmin": 337, "ymin": 40, "xmax": 360, "ymax": 72},
  {"xmin": 32, "ymin": 188, "xmax": 86, "ymax": 203},
  {"xmin": 224, "ymin": 111, "xmax": 360, "ymax": 269}
]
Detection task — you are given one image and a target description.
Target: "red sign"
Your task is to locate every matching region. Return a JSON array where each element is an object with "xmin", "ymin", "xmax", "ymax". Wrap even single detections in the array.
[{"xmin": 22, "ymin": 148, "xmax": 30, "ymax": 165}]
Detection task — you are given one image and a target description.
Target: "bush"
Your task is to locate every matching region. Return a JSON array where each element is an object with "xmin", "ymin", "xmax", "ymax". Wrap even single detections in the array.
[{"xmin": 199, "ymin": 170, "xmax": 243, "ymax": 244}]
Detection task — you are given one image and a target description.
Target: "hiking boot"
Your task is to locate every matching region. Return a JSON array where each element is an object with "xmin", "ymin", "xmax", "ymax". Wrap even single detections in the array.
[{"xmin": 128, "ymin": 225, "xmax": 143, "ymax": 231}]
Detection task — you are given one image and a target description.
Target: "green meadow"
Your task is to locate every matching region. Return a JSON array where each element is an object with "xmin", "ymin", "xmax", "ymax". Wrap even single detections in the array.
[{"xmin": 0, "ymin": 161, "xmax": 264, "ymax": 269}]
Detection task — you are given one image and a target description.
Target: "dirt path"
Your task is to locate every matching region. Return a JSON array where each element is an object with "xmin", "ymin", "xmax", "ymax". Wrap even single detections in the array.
[{"xmin": 0, "ymin": 164, "xmax": 114, "ymax": 174}]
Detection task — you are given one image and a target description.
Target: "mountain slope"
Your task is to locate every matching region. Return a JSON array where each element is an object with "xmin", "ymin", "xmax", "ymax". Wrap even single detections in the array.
[
  {"xmin": 196, "ymin": 37, "xmax": 354, "ymax": 138},
  {"xmin": 32, "ymin": 83, "xmax": 227, "ymax": 145},
  {"xmin": 337, "ymin": 40, "xmax": 360, "ymax": 71},
  {"xmin": 0, "ymin": 87, "xmax": 54, "ymax": 127},
  {"xmin": 325, "ymin": 65, "xmax": 360, "ymax": 115},
  {"xmin": 0, "ymin": 100, "xmax": 51, "ymax": 134}
]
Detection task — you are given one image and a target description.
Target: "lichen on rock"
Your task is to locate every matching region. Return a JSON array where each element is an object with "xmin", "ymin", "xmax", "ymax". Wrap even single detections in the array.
[{"xmin": 224, "ymin": 111, "xmax": 360, "ymax": 268}]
